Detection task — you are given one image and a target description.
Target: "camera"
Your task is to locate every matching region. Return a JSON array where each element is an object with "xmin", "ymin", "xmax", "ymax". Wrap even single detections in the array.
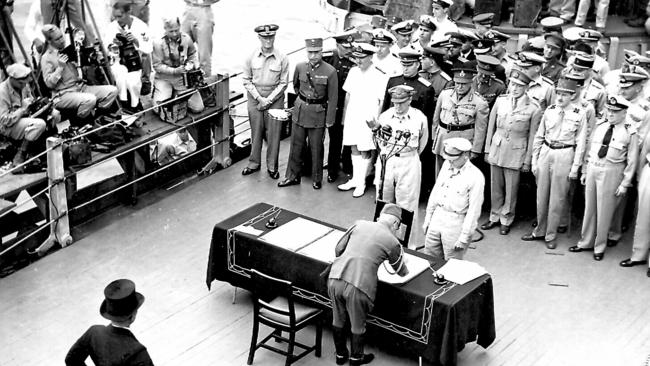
[{"xmin": 115, "ymin": 33, "xmax": 142, "ymax": 72}]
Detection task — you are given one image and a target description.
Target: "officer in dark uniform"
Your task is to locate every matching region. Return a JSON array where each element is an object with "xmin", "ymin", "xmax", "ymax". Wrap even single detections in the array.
[
  {"xmin": 420, "ymin": 45, "xmax": 454, "ymax": 100},
  {"xmin": 445, "ymin": 32, "xmax": 474, "ymax": 70},
  {"xmin": 472, "ymin": 54, "xmax": 506, "ymax": 109},
  {"xmin": 471, "ymin": 38, "xmax": 507, "ymax": 83},
  {"xmin": 278, "ymin": 38, "xmax": 338, "ymax": 189},
  {"xmin": 324, "ymin": 30, "xmax": 359, "ymax": 181},
  {"xmin": 542, "ymin": 32, "xmax": 566, "ymax": 83},
  {"xmin": 472, "ymin": 12, "xmax": 494, "ymax": 37}
]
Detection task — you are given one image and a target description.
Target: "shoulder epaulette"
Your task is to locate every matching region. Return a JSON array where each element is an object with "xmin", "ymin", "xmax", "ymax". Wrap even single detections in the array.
[
  {"xmin": 441, "ymin": 71, "xmax": 451, "ymax": 81},
  {"xmin": 624, "ymin": 123, "xmax": 638, "ymax": 134},
  {"xmin": 418, "ymin": 77, "xmax": 432, "ymax": 87},
  {"xmin": 492, "ymin": 77, "xmax": 505, "ymax": 85},
  {"xmin": 322, "ymin": 50, "xmax": 334, "ymax": 58},
  {"xmin": 541, "ymin": 76, "xmax": 554, "ymax": 85},
  {"xmin": 473, "ymin": 92, "xmax": 487, "ymax": 102}
]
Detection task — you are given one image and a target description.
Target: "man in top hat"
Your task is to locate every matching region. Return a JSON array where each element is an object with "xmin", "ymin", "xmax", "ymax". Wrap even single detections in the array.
[
  {"xmin": 371, "ymin": 29, "xmax": 401, "ymax": 77},
  {"xmin": 542, "ymin": 33, "xmax": 566, "ymax": 83},
  {"xmin": 0, "ymin": 63, "xmax": 49, "ymax": 172},
  {"xmin": 412, "ymin": 15, "xmax": 436, "ymax": 54},
  {"xmin": 423, "ymin": 137, "xmax": 484, "ymax": 260},
  {"xmin": 472, "ymin": 54, "xmax": 506, "ymax": 107},
  {"xmin": 568, "ymin": 96, "xmax": 638, "ymax": 260},
  {"xmin": 485, "ymin": 30, "xmax": 514, "ymax": 78},
  {"xmin": 368, "ymin": 85, "xmax": 428, "ymax": 213},
  {"xmin": 431, "ymin": 0, "xmax": 458, "ymax": 44},
  {"xmin": 432, "ymin": 63, "xmax": 489, "ymax": 177},
  {"xmin": 567, "ymin": 53, "xmax": 607, "ymax": 117},
  {"xmin": 338, "ymin": 43, "xmax": 388, "ymax": 198},
  {"xmin": 472, "ymin": 13, "xmax": 494, "ymax": 37},
  {"xmin": 152, "ymin": 16, "xmax": 205, "ymax": 114},
  {"xmin": 482, "ymin": 70, "xmax": 542, "ymax": 235},
  {"xmin": 325, "ymin": 29, "xmax": 360, "ymax": 181},
  {"xmin": 278, "ymin": 38, "xmax": 338, "ymax": 190},
  {"xmin": 65, "ymin": 279, "xmax": 153, "ymax": 366},
  {"xmin": 241, "ymin": 24, "xmax": 289, "ymax": 179},
  {"xmin": 523, "ymin": 78, "xmax": 589, "ymax": 249},
  {"xmin": 390, "ymin": 20, "xmax": 416, "ymax": 55},
  {"xmin": 516, "ymin": 51, "xmax": 555, "ymax": 112},
  {"xmin": 328, "ymin": 203, "xmax": 408, "ymax": 366},
  {"xmin": 40, "ymin": 24, "xmax": 119, "ymax": 125}
]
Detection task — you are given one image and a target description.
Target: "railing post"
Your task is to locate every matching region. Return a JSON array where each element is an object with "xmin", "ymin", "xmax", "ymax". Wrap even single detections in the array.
[{"xmin": 34, "ymin": 137, "xmax": 73, "ymax": 255}]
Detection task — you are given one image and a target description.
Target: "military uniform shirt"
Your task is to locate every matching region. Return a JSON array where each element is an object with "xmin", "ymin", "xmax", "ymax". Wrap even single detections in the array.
[
  {"xmin": 324, "ymin": 52, "xmax": 355, "ymax": 121},
  {"xmin": 41, "ymin": 46, "xmax": 83, "ymax": 94},
  {"xmin": 382, "ymin": 74, "xmax": 436, "ymax": 122},
  {"xmin": 418, "ymin": 69, "xmax": 453, "ymax": 99},
  {"xmin": 376, "ymin": 106, "xmax": 428, "ymax": 153},
  {"xmin": 372, "ymin": 53, "xmax": 402, "ymax": 77},
  {"xmin": 152, "ymin": 33, "xmax": 198, "ymax": 80},
  {"xmin": 432, "ymin": 88, "xmax": 490, "ymax": 154},
  {"xmin": 527, "ymin": 75, "xmax": 555, "ymax": 111},
  {"xmin": 583, "ymin": 120, "xmax": 639, "ymax": 187},
  {"xmin": 241, "ymin": 46, "xmax": 290, "ymax": 103},
  {"xmin": 472, "ymin": 76, "xmax": 506, "ymax": 109},
  {"xmin": 0, "ymin": 79, "xmax": 34, "ymax": 131},
  {"xmin": 104, "ymin": 16, "xmax": 152, "ymax": 54},
  {"xmin": 581, "ymin": 78, "xmax": 607, "ymax": 117},
  {"xmin": 541, "ymin": 57, "xmax": 565, "ymax": 83},
  {"xmin": 292, "ymin": 60, "xmax": 338, "ymax": 128},
  {"xmin": 626, "ymin": 95, "xmax": 650, "ymax": 146}
]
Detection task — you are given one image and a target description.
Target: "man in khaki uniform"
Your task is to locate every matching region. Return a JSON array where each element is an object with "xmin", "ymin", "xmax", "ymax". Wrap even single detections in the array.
[
  {"xmin": 518, "ymin": 52, "xmax": 555, "ymax": 112},
  {"xmin": 481, "ymin": 71, "xmax": 542, "ymax": 235},
  {"xmin": 569, "ymin": 96, "xmax": 638, "ymax": 260},
  {"xmin": 432, "ymin": 63, "xmax": 490, "ymax": 177},
  {"xmin": 523, "ymin": 78, "xmax": 588, "ymax": 249}
]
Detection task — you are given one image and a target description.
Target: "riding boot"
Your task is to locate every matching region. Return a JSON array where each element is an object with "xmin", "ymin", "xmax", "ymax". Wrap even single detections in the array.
[
  {"xmin": 350, "ymin": 333, "xmax": 374, "ymax": 365},
  {"xmin": 332, "ymin": 326, "xmax": 349, "ymax": 365}
]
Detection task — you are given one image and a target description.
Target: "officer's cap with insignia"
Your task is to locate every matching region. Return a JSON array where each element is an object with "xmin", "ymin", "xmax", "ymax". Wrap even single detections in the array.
[
  {"xmin": 351, "ymin": 42, "xmax": 377, "ymax": 58},
  {"xmin": 398, "ymin": 49, "xmax": 421, "ymax": 65},
  {"xmin": 452, "ymin": 61, "xmax": 477, "ymax": 83},
  {"xmin": 476, "ymin": 55, "xmax": 499, "ymax": 75},
  {"xmin": 630, "ymin": 55, "xmax": 650, "ymax": 69},
  {"xmin": 563, "ymin": 26, "xmax": 586, "ymax": 43},
  {"xmin": 564, "ymin": 70, "xmax": 587, "ymax": 87},
  {"xmin": 572, "ymin": 53, "xmax": 595, "ymax": 70},
  {"xmin": 418, "ymin": 15, "xmax": 437, "ymax": 31},
  {"xmin": 522, "ymin": 36, "xmax": 545, "ymax": 55},
  {"xmin": 605, "ymin": 95, "xmax": 631, "ymax": 111},
  {"xmin": 472, "ymin": 38, "xmax": 494, "ymax": 55},
  {"xmin": 555, "ymin": 77, "xmax": 578, "ymax": 94},
  {"xmin": 544, "ymin": 33, "xmax": 566, "ymax": 50},
  {"xmin": 371, "ymin": 15, "xmax": 387, "ymax": 29},
  {"xmin": 372, "ymin": 29, "xmax": 397, "ymax": 45},
  {"xmin": 619, "ymin": 67, "xmax": 650, "ymax": 88},
  {"xmin": 6, "ymin": 63, "xmax": 31, "ymax": 80},
  {"xmin": 41, "ymin": 24, "xmax": 63, "ymax": 40},
  {"xmin": 446, "ymin": 32, "xmax": 468, "ymax": 46},
  {"xmin": 484, "ymin": 30, "xmax": 509, "ymax": 43},
  {"xmin": 305, "ymin": 38, "xmax": 323, "ymax": 52},
  {"xmin": 578, "ymin": 29, "xmax": 602, "ymax": 42},
  {"xmin": 472, "ymin": 13, "xmax": 494, "ymax": 26},
  {"xmin": 389, "ymin": 85, "xmax": 416, "ymax": 103},
  {"xmin": 422, "ymin": 45, "xmax": 447, "ymax": 58},
  {"xmin": 516, "ymin": 51, "xmax": 545, "ymax": 67},
  {"xmin": 333, "ymin": 29, "xmax": 361, "ymax": 47},
  {"xmin": 391, "ymin": 20, "xmax": 416, "ymax": 36},
  {"xmin": 254, "ymin": 24, "xmax": 279, "ymax": 37},
  {"xmin": 432, "ymin": 0, "xmax": 454, "ymax": 8},
  {"xmin": 387, "ymin": 16, "xmax": 402, "ymax": 27},
  {"xmin": 540, "ymin": 16, "xmax": 564, "ymax": 34},
  {"xmin": 443, "ymin": 137, "xmax": 472, "ymax": 160},
  {"xmin": 509, "ymin": 69, "xmax": 532, "ymax": 86},
  {"xmin": 625, "ymin": 49, "xmax": 641, "ymax": 61}
]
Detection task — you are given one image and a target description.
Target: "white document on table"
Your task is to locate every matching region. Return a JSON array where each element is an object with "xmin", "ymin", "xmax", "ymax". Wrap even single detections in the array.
[
  {"xmin": 233, "ymin": 224, "xmax": 264, "ymax": 236},
  {"xmin": 297, "ymin": 229, "xmax": 345, "ymax": 263},
  {"xmin": 259, "ymin": 217, "xmax": 334, "ymax": 252},
  {"xmin": 436, "ymin": 258, "xmax": 488, "ymax": 285},
  {"xmin": 377, "ymin": 253, "xmax": 431, "ymax": 285}
]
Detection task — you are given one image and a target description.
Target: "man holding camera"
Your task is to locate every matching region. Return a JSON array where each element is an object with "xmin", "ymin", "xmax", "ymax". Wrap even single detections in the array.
[
  {"xmin": 40, "ymin": 24, "xmax": 118, "ymax": 125},
  {"xmin": 152, "ymin": 16, "xmax": 204, "ymax": 114}
]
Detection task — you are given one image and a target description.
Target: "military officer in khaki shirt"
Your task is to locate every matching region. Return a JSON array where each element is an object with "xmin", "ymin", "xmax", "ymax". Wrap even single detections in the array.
[
  {"xmin": 517, "ymin": 52, "xmax": 555, "ymax": 112},
  {"xmin": 569, "ymin": 96, "xmax": 639, "ymax": 260},
  {"xmin": 523, "ymin": 78, "xmax": 588, "ymax": 249},
  {"xmin": 432, "ymin": 64, "xmax": 490, "ymax": 176},
  {"xmin": 481, "ymin": 71, "xmax": 542, "ymax": 234},
  {"xmin": 278, "ymin": 38, "xmax": 338, "ymax": 189},
  {"xmin": 472, "ymin": 54, "xmax": 506, "ymax": 109}
]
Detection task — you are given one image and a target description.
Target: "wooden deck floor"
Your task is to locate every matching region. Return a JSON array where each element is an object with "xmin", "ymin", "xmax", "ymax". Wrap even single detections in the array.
[{"xmin": 1, "ymin": 139, "xmax": 649, "ymax": 366}]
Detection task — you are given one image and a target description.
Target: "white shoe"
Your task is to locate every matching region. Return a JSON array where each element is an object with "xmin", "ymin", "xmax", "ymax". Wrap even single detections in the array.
[
  {"xmin": 338, "ymin": 179, "xmax": 356, "ymax": 191},
  {"xmin": 352, "ymin": 184, "xmax": 366, "ymax": 198}
]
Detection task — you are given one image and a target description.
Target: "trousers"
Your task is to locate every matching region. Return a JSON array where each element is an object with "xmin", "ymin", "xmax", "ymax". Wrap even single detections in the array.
[
  {"xmin": 285, "ymin": 123, "xmax": 325, "ymax": 182},
  {"xmin": 181, "ymin": 5, "xmax": 214, "ymax": 76},
  {"xmin": 548, "ymin": 0, "xmax": 577, "ymax": 20},
  {"xmin": 153, "ymin": 77, "xmax": 204, "ymax": 113},
  {"xmin": 374, "ymin": 154, "xmax": 421, "ymax": 213},
  {"xmin": 489, "ymin": 165, "xmax": 521, "ymax": 226},
  {"xmin": 41, "ymin": 0, "xmax": 96, "ymax": 42},
  {"xmin": 54, "ymin": 84, "xmax": 118, "ymax": 118},
  {"xmin": 111, "ymin": 64, "xmax": 142, "ymax": 108},
  {"xmin": 327, "ymin": 122, "xmax": 344, "ymax": 177},
  {"xmin": 246, "ymin": 94, "xmax": 284, "ymax": 172},
  {"xmin": 424, "ymin": 208, "xmax": 467, "ymax": 260},
  {"xmin": 631, "ymin": 164, "xmax": 650, "ymax": 264},
  {"xmin": 575, "ymin": 0, "xmax": 610, "ymax": 27},
  {"xmin": 1, "ymin": 118, "xmax": 46, "ymax": 141},
  {"xmin": 328, "ymin": 279, "xmax": 373, "ymax": 335}
]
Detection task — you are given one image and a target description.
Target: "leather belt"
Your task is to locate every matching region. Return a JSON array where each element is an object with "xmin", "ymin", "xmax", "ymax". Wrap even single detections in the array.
[
  {"xmin": 439, "ymin": 121, "xmax": 474, "ymax": 131},
  {"xmin": 543, "ymin": 140, "xmax": 575, "ymax": 149},
  {"xmin": 298, "ymin": 94, "xmax": 326, "ymax": 105}
]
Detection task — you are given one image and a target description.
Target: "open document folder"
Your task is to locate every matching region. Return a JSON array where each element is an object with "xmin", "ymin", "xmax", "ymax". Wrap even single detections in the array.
[
  {"xmin": 259, "ymin": 217, "xmax": 334, "ymax": 252},
  {"xmin": 436, "ymin": 258, "xmax": 488, "ymax": 285},
  {"xmin": 377, "ymin": 253, "xmax": 431, "ymax": 284}
]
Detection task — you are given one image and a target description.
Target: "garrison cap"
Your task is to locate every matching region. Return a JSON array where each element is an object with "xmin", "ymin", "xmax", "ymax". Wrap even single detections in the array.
[
  {"xmin": 605, "ymin": 95, "xmax": 631, "ymax": 111},
  {"xmin": 398, "ymin": 49, "xmax": 421, "ymax": 65},
  {"xmin": 305, "ymin": 38, "xmax": 323, "ymax": 51},
  {"xmin": 476, "ymin": 54, "xmax": 500, "ymax": 75},
  {"xmin": 540, "ymin": 16, "xmax": 564, "ymax": 34},
  {"xmin": 443, "ymin": 137, "xmax": 472, "ymax": 159},
  {"xmin": 516, "ymin": 51, "xmax": 545, "ymax": 67},
  {"xmin": 472, "ymin": 38, "xmax": 494, "ymax": 54},
  {"xmin": 6, "ymin": 63, "xmax": 31, "ymax": 79},
  {"xmin": 418, "ymin": 15, "xmax": 437, "ymax": 31},
  {"xmin": 372, "ymin": 29, "xmax": 396, "ymax": 44},
  {"xmin": 446, "ymin": 32, "xmax": 468, "ymax": 45},
  {"xmin": 452, "ymin": 62, "xmax": 477, "ymax": 83},
  {"xmin": 389, "ymin": 84, "xmax": 415, "ymax": 103},
  {"xmin": 391, "ymin": 20, "xmax": 416, "ymax": 35},
  {"xmin": 41, "ymin": 24, "xmax": 62, "ymax": 39},
  {"xmin": 555, "ymin": 77, "xmax": 578, "ymax": 94},
  {"xmin": 380, "ymin": 203, "xmax": 402, "ymax": 221},
  {"xmin": 432, "ymin": 0, "xmax": 454, "ymax": 8},
  {"xmin": 351, "ymin": 42, "xmax": 377, "ymax": 58},
  {"xmin": 544, "ymin": 33, "xmax": 566, "ymax": 49},
  {"xmin": 509, "ymin": 69, "xmax": 532, "ymax": 86},
  {"xmin": 572, "ymin": 53, "xmax": 595, "ymax": 69},
  {"xmin": 484, "ymin": 29, "xmax": 509, "ymax": 42},
  {"xmin": 472, "ymin": 13, "xmax": 495, "ymax": 25},
  {"xmin": 422, "ymin": 45, "xmax": 447, "ymax": 58},
  {"xmin": 371, "ymin": 15, "xmax": 387, "ymax": 29},
  {"xmin": 333, "ymin": 29, "xmax": 361, "ymax": 46},
  {"xmin": 619, "ymin": 67, "xmax": 650, "ymax": 87},
  {"xmin": 254, "ymin": 24, "xmax": 279, "ymax": 37}
]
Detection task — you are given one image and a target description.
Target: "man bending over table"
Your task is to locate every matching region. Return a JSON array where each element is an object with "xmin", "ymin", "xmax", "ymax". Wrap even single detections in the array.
[{"xmin": 327, "ymin": 203, "xmax": 408, "ymax": 366}]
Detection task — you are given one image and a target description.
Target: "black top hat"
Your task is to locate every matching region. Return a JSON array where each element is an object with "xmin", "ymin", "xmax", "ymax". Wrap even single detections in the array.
[{"xmin": 100, "ymin": 279, "xmax": 145, "ymax": 322}]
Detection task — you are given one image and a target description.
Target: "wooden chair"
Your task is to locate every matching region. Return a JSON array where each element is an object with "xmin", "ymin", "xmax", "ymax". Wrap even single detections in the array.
[
  {"xmin": 373, "ymin": 200, "xmax": 416, "ymax": 248},
  {"xmin": 247, "ymin": 269, "xmax": 324, "ymax": 366}
]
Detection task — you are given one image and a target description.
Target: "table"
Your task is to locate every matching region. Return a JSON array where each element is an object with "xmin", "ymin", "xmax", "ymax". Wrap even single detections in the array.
[{"xmin": 206, "ymin": 203, "xmax": 495, "ymax": 366}]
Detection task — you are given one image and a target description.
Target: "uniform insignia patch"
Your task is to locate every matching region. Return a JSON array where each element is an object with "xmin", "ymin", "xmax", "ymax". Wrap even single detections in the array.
[{"xmin": 418, "ymin": 77, "xmax": 431, "ymax": 87}]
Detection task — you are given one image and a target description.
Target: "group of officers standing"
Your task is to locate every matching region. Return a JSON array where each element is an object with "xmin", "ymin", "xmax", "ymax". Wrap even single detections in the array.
[{"xmin": 239, "ymin": 0, "xmax": 650, "ymax": 281}]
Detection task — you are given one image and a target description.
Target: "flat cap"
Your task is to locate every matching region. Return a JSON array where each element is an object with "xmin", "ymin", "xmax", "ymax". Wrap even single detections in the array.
[
  {"xmin": 351, "ymin": 42, "xmax": 377, "ymax": 58},
  {"xmin": 418, "ymin": 15, "xmax": 437, "ymax": 31},
  {"xmin": 333, "ymin": 29, "xmax": 361, "ymax": 46},
  {"xmin": 432, "ymin": 0, "xmax": 454, "ymax": 8},
  {"xmin": 544, "ymin": 33, "xmax": 566, "ymax": 49},
  {"xmin": 389, "ymin": 84, "xmax": 415, "ymax": 103},
  {"xmin": 476, "ymin": 54, "xmax": 499, "ymax": 74},
  {"xmin": 443, "ymin": 137, "xmax": 472, "ymax": 158},
  {"xmin": 509, "ymin": 69, "xmax": 532, "ymax": 86},
  {"xmin": 398, "ymin": 49, "xmax": 421, "ymax": 65},
  {"xmin": 473, "ymin": 13, "xmax": 495, "ymax": 25},
  {"xmin": 6, "ymin": 63, "xmax": 31, "ymax": 79},
  {"xmin": 540, "ymin": 16, "xmax": 564, "ymax": 34},
  {"xmin": 391, "ymin": 20, "xmax": 416, "ymax": 35},
  {"xmin": 472, "ymin": 38, "xmax": 494, "ymax": 55},
  {"xmin": 380, "ymin": 203, "xmax": 402, "ymax": 221},
  {"xmin": 372, "ymin": 29, "xmax": 396, "ymax": 44},
  {"xmin": 371, "ymin": 15, "xmax": 387, "ymax": 29},
  {"xmin": 452, "ymin": 62, "xmax": 477, "ymax": 83},
  {"xmin": 555, "ymin": 77, "xmax": 578, "ymax": 94},
  {"xmin": 605, "ymin": 95, "xmax": 631, "ymax": 111},
  {"xmin": 305, "ymin": 38, "xmax": 323, "ymax": 51},
  {"xmin": 572, "ymin": 53, "xmax": 595, "ymax": 69},
  {"xmin": 254, "ymin": 24, "xmax": 279, "ymax": 37},
  {"xmin": 619, "ymin": 67, "xmax": 649, "ymax": 87}
]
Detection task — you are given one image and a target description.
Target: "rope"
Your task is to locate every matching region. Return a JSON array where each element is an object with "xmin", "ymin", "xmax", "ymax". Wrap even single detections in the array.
[{"xmin": 0, "ymin": 218, "xmax": 52, "ymax": 257}]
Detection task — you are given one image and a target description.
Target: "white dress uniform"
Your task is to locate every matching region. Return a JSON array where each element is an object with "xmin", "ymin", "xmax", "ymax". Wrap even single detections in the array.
[
  {"xmin": 372, "ymin": 53, "xmax": 402, "ymax": 77},
  {"xmin": 431, "ymin": 17, "xmax": 458, "ymax": 44}
]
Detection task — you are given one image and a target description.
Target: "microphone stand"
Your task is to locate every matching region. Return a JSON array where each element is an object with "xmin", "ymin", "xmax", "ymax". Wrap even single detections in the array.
[{"xmin": 372, "ymin": 126, "xmax": 411, "ymax": 202}]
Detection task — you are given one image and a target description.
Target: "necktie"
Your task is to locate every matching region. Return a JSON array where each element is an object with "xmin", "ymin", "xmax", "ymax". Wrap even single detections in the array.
[{"xmin": 598, "ymin": 124, "xmax": 615, "ymax": 158}]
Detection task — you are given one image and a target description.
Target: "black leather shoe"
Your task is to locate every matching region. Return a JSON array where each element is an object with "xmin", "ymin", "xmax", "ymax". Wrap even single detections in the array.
[
  {"xmin": 499, "ymin": 225, "xmax": 510, "ymax": 235},
  {"xmin": 242, "ymin": 166, "xmax": 260, "ymax": 175},
  {"xmin": 521, "ymin": 233, "xmax": 545, "ymax": 241},
  {"xmin": 480, "ymin": 221, "xmax": 499, "ymax": 230},
  {"xmin": 568, "ymin": 245, "xmax": 593, "ymax": 253},
  {"xmin": 268, "ymin": 170, "xmax": 279, "ymax": 179},
  {"xmin": 277, "ymin": 178, "xmax": 300, "ymax": 187},
  {"xmin": 336, "ymin": 354, "xmax": 349, "ymax": 365},
  {"xmin": 606, "ymin": 239, "xmax": 618, "ymax": 247},
  {"xmin": 545, "ymin": 240, "xmax": 557, "ymax": 249},
  {"xmin": 312, "ymin": 181, "xmax": 322, "ymax": 190},
  {"xmin": 593, "ymin": 252, "xmax": 604, "ymax": 261},
  {"xmin": 647, "ymin": 268, "xmax": 650, "ymax": 278},
  {"xmin": 327, "ymin": 174, "xmax": 337, "ymax": 183},
  {"xmin": 620, "ymin": 258, "xmax": 648, "ymax": 267},
  {"xmin": 557, "ymin": 225, "xmax": 568, "ymax": 234}
]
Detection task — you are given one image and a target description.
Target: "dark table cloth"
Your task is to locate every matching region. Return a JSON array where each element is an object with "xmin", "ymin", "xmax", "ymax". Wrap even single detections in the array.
[{"xmin": 206, "ymin": 203, "xmax": 495, "ymax": 366}]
